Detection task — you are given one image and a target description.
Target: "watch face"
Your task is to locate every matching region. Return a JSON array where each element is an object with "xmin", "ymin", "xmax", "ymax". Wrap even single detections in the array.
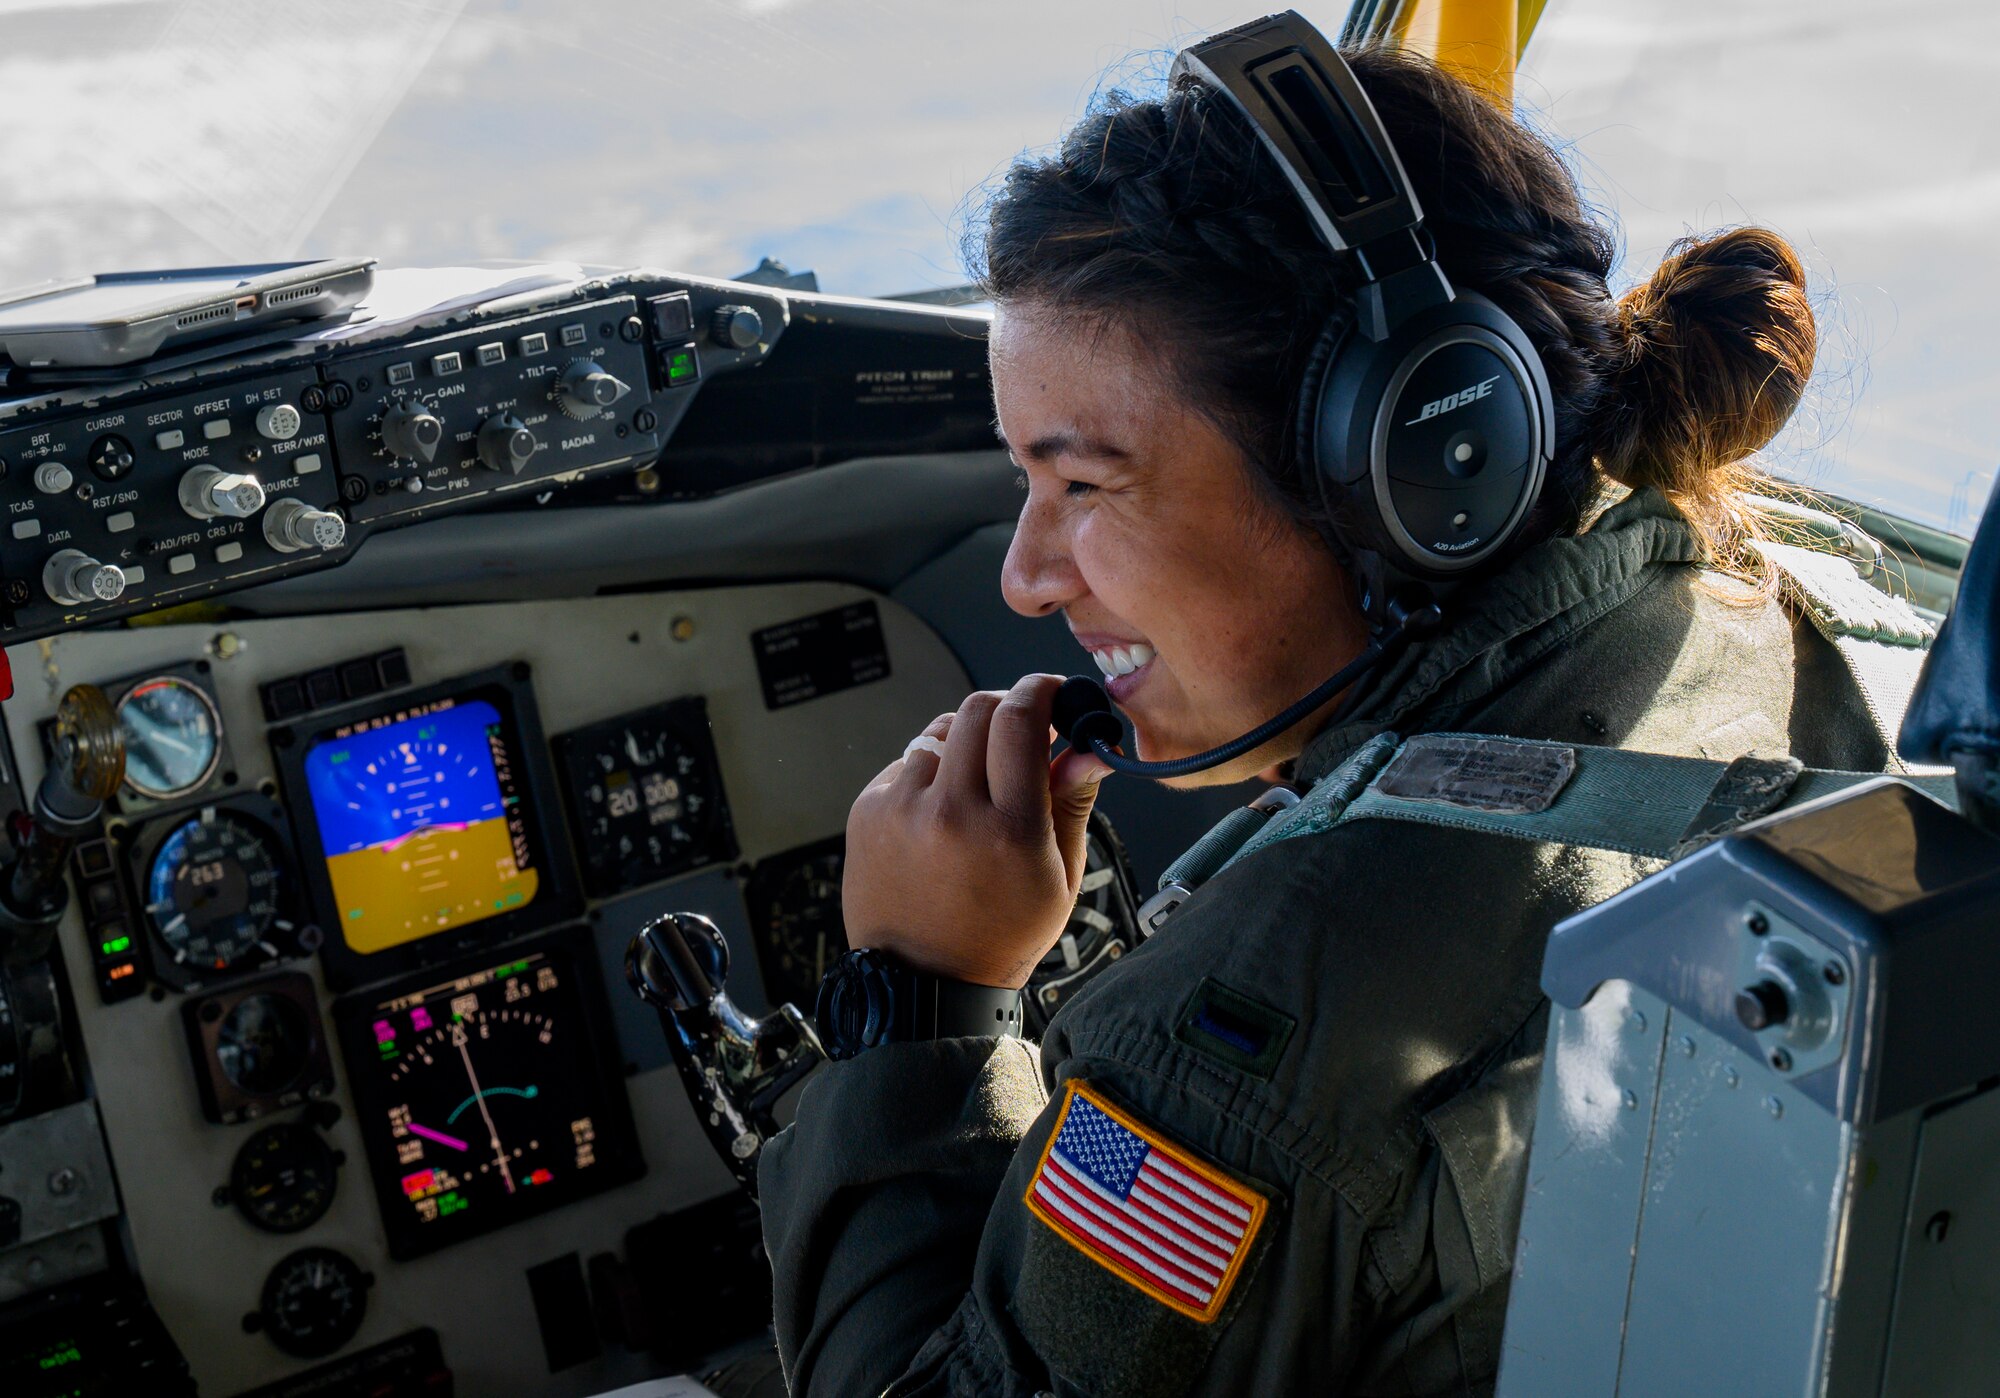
[{"xmin": 813, "ymin": 948, "xmax": 897, "ymax": 1061}]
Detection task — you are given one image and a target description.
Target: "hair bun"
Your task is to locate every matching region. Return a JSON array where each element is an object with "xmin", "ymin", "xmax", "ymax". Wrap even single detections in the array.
[{"xmin": 1596, "ymin": 227, "xmax": 1817, "ymax": 505}]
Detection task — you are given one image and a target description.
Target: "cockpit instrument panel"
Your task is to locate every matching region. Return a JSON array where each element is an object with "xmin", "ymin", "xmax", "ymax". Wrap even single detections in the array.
[
  {"xmin": 745, "ymin": 836, "xmax": 847, "ymax": 1011},
  {"xmin": 273, "ymin": 663, "xmax": 579, "ymax": 988},
  {"xmin": 552, "ymin": 695, "xmax": 738, "ymax": 899},
  {"xmin": 333, "ymin": 926, "xmax": 642, "ymax": 1260}
]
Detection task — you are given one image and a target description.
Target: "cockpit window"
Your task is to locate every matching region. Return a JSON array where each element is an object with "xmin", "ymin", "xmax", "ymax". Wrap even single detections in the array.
[
  {"xmin": 5, "ymin": 1, "xmax": 1987, "ymax": 532},
  {"xmin": 1520, "ymin": 0, "xmax": 1999, "ymax": 535}
]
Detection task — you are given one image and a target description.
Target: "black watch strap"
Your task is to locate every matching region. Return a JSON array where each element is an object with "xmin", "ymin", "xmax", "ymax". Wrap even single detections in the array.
[{"xmin": 815, "ymin": 948, "xmax": 1023, "ymax": 1060}]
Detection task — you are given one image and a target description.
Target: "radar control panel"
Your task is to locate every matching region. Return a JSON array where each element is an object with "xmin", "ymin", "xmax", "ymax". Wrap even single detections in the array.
[{"xmin": 0, "ymin": 276, "xmax": 788, "ymax": 647}]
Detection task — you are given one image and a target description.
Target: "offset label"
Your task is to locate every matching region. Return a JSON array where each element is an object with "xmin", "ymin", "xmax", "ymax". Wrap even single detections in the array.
[
  {"xmin": 1374, "ymin": 734, "xmax": 1576, "ymax": 814},
  {"xmin": 752, "ymin": 601, "xmax": 891, "ymax": 710}
]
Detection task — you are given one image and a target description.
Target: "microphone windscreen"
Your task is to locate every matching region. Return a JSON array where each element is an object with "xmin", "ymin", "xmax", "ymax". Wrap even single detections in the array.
[{"xmin": 1052, "ymin": 676, "xmax": 1124, "ymax": 751}]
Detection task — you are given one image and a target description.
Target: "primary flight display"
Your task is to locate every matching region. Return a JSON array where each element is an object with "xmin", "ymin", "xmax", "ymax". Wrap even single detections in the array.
[{"xmin": 302, "ymin": 696, "xmax": 540, "ymax": 953}]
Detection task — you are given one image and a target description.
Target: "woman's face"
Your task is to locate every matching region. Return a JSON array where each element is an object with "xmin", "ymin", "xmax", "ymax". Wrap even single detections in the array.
[{"xmin": 994, "ymin": 301, "xmax": 1369, "ymax": 786}]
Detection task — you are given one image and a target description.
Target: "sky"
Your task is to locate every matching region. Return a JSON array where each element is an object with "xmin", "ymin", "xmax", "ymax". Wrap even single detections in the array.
[{"xmin": 0, "ymin": 0, "xmax": 1992, "ymax": 532}]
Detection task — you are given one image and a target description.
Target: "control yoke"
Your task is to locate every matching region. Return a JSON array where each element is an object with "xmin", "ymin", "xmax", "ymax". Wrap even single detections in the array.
[{"xmin": 625, "ymin": 912, "xmax": 824, "ymax": 1196}]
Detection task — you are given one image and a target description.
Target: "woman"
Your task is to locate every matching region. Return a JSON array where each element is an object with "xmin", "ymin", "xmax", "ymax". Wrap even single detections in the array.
[{"xmin": 754, "ymin": 38, "xmax": 1891, "ymax": 1398}]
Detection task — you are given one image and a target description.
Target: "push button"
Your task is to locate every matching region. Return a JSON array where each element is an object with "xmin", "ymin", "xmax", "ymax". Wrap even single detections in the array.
[
  {"xmin": 105, "ymin": 512, "xmax": 135, "ymax": 534},
  {"xmin": 476, "ymin": 342, "xmax": 506, "ymax": 367},
  {"xmin": 202, "ymin": 418, "xmax": 232, "ymax": 440},
  {"xmin": 559, "ymin": 323, "xmax": 588, "ymax": 347},
  {"xmin": 10, "ymin": 519, "xmax": 39, "ymax": 540},
  {"xmin": 293, "ymin": 453, "xmax": 323, "ymax": 475},
  {"xmin": 214, "ymin": 541, "xmax": 244, "ymax": 564},
  {"xmin": 431, "ymin": 351, "xmax": 463, "ymax": 377},
  {"xmin": 519, "ymin": 332, "xmax": 549, "ymax": 356},
  {"xmin": 154, "ymin": 428, "xmax": 186, "ymax": 450},
  {"xmin": 168, "ymin": 553, "xmax": 196, "ymax": 575},
  {"xmin": 386, "ymin": 361, "xmax": 417, "ymax": 386}
]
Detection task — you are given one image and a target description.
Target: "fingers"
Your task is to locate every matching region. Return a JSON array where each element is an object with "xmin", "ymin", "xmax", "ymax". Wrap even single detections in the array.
[
  {"xmin": 987, "ymin": 675, "xmax": 1064, "ymax": 825},
  {"xmin": 889, "ymin": 711, "xmax": 955, "ymax": 788},
  {"xmin": 1049, "ymin": 745, "xmax": 1110, "ymax": 887},
  {"xmin": 938, "ymin": 689, "xmax": 1004, "ymax": 801}
]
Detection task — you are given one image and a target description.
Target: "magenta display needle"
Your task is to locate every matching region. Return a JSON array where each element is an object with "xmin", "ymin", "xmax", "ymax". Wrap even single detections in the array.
[{"xmin": 408, "ymin": 1122, "xmax": 469, "ymax": 1152}]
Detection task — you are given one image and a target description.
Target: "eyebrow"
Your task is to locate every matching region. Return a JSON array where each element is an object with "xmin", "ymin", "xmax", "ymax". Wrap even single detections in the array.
[{"xmin": 999, "ymin": 426, "xmax": 1131, "ymax": 464}]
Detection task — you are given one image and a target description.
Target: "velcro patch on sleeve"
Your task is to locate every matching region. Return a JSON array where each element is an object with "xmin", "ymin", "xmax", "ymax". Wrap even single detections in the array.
[{"xmin": 1024, "ymin": 1081, "xmax": 1269, "ymax": 1323}]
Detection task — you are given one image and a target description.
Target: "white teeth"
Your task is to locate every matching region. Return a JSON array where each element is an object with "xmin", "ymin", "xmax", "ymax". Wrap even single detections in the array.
[{"xmin": 1090, "ymin": 644, "xmax": 1153, "ymax": 679}]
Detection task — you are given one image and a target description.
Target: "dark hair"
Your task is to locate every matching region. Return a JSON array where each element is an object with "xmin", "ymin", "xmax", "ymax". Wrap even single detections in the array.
[{"xmin": 971, "ymin": 44, "xmax": 1818, "ymax": 567}]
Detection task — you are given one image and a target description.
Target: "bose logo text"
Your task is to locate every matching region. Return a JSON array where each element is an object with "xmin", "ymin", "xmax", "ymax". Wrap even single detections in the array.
[{"xmin": 1405, "ymin": 376, "xmax": 1499, "ymax": 427}]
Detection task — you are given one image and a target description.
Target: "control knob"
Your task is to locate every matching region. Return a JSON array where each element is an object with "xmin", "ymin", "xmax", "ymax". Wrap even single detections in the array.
[
  {"xmin": 711, "ymin": 304, "xmax": 764, "ymax": 351},
  {"xmin": 179, "ymin": 466, "xmax": 265, "ymax": 521},
  {"xmin": 555, "ymin": 360, "xmax": 630, "ymax": 419},
  {"xmin": 262, "ymin": 498, "xmax": 347, "ymax": 554},
  {"xmin": 255, "ymin": 403, "xmax": 302, "ymax": 441},
  {"xmin": 476, "ymin": 414, "xmax": 537, "ymax": 474},
  {"xmin": 379, "ymin": 398, "xmax": 444, "ymax": 463},
  {"xmin": 43, "ymin": 549, "xmax": 125, "ymax": 605},
  {"xmin": 32, "ymin": 461, "xmax": 72, "ymax": 495}
]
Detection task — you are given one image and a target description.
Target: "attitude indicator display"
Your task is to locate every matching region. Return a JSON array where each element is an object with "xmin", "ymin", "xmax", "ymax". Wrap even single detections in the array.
[
  {"xmin": 303, "ymin": 697, "xmax": 539, "ymax": 953},
  {"xmin": 335, "ymin": 929, "xmax": 642, "ymax": 1258}
]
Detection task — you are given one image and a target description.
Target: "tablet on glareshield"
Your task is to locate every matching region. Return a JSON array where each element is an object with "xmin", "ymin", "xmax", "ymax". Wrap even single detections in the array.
[{"xmin": 0, "ymin": 258, "xmax": 375, "ymax": 368}]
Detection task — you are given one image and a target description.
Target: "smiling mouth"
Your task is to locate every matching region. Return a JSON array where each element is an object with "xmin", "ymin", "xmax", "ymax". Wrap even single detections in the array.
[{"xmin": 1088, "ymin": 642, "xmax": 1155, "ymax": 681}]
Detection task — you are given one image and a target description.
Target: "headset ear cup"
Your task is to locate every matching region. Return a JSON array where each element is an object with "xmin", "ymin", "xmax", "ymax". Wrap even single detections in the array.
[{"xmin": 1293, "ymin": 307, "xmax": 1354, "ymax": 518}]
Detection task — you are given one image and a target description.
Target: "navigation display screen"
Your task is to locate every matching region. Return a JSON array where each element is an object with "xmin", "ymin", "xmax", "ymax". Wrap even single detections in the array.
[
  {"xmin": 302, "ymin": 694, "xmax": 539, "ymax": 954},
  {"xmin": 335, "ymin": 928, "xmax": 642, "ymax": 1259}
]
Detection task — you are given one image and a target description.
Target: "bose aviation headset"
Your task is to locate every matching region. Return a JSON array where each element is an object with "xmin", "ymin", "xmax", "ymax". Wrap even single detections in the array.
[{"xmin": 1054, "ymin": 11, "xmax": 1557, "ymax": 778}]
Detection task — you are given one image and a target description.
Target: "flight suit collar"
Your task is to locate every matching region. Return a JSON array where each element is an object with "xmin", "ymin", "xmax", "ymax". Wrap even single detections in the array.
[{"xmin": 1294, "ymin": 487, "xmax": 1707, "ymax": 786}]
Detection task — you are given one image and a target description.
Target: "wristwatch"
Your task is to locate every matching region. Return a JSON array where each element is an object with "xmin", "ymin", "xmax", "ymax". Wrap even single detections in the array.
[{"xmin": 813, "ymin": 948, "xmax": 1024, "ymax": 1060}]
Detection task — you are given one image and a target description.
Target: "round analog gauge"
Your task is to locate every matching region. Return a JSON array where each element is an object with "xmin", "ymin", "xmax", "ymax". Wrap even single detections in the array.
[
  {"xmin": 255, "ymin": 1246, "xmax": 369, "ymax": 1358},
  {"xmin": 556, "ymin": 699, "xmax": 737, "ymax": 898},
  {"xmin": 217, "ymin": 993, "xmax": 314, "ymax": 1097},
  {"xmin": 117, "ymin": 676, "xmax": 222, "ymax": 799},
  {"xmin": 230, "ymin": 1122, "xmax": 338, "ymax": 1233},
  {"xmin": 747, "ymin": 841, "xmax": 846, "ymax": 1010},
  {"xmin": 145, "ymin": 810, "xmax": 284, "ymax": 973}
]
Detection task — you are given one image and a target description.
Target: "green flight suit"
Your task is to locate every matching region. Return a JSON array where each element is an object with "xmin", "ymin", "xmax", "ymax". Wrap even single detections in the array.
[{"xmin": 758, "ymin": 488, "xmax": 1899, "ymax": 1397}]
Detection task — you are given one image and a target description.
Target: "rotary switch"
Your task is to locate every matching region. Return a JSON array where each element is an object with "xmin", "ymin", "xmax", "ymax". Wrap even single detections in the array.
[
  {"xmin": 477, "ymin": 414, "xmax": 537, "ymax": 474},
  {"xmin": 379, "ymin": 398, "xmax": 445, "ymax": 463},
  {"xmin": 262, "ymin": 498, "xmax": 347, "ymax": 553},
  {"xmin": 554, "ymin": 360, "xmax": 630, "ymax": 419},
  {"xmin": 711, "ymin": 303, "xmax": 764, "ymax": 350},
  {"xmin": 43, "ymin": 549, "xmax": 125, "ymax": 605},
  {"xmin": 179, "ymin": 466, "xmax": 266, "ymax": 521}
]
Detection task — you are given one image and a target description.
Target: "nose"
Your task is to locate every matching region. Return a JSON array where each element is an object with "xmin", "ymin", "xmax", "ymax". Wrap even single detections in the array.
[{"xmin": 1001, "ymin": 494, "xmax": 1083, "ymax": 619}]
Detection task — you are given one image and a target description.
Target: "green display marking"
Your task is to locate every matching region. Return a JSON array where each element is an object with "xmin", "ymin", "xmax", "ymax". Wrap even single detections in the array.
[
  {"xmin": 667, "ymin": 350, "xmax": 697, "ymax": 385},
  {"xmin": 347, "ymin": 908, "xmax": 364, "ymax": 920},
  {"xmin": 438, "ymin": 1191, "xmax": 469, "ymax": 1216},
  {"xmin": 329, "ymin": 750, "xmax": 350, "ymax": 765},
  {"xmin": 38, "ymin": 1344, "xmax": 82, "ymax": 1369},
  {"xmin": 100, "ymin": 935, "xmax": 130, "ymax": 955},
  {"xmin": 447, "ymin": 1084, "xmax": 538, "ymax": 1125},
  {"xmin": 503, "ymin": 891, "xmax": 524, "ymax": 908}
]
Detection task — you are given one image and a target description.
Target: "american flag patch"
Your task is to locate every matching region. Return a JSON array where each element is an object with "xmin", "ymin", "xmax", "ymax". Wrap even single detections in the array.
[{"xmin": 1025, "ymin": 1081, "xmax": 1269, "ymax": 1322}]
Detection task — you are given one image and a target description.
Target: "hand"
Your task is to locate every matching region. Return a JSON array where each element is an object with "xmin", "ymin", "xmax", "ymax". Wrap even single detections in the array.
[{"xmin": 842, "ymin": 674, "xmax": 1112, "ymax": 989}]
